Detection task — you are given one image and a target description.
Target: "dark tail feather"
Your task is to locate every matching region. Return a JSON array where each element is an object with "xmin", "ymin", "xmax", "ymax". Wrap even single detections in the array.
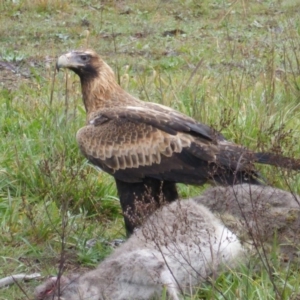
[{"xmin": 255, "ymin": 152, "xmax": 300, "ymax": 170}]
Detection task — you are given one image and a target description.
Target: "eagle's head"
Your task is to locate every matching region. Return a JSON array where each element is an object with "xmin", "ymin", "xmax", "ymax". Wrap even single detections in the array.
[
  {"xmin": 56, "ymin": 49, "xmax": 105, "ymax": 80},
  {"xmin": 56, "ymin": 49, "xmax": 120, "ymax": 112}
]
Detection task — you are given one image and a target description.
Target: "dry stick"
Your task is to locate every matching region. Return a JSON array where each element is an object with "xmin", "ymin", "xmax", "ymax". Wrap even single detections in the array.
[
  {"xmin": 154, "ymin": 70, "xmax": 163, "ymax": 104},
  {"xmin": 138, "ymin": 72, "xmax": 151, "ymax": 103},
  {"xmin": 185, "ymin": 58, "xmax": 204, "ymax": 87},
  {"xmin": 49, "ymin": 65, "xmax": 57, "ymax": 107},
  {"xmin": 0, "ymin": 273, "xmax": 41, "ymax": 288},
  {"xmin": 287, "ymin": 37, "xmax": 300, "ymax": 91},
  {"xmin": 56, "ymin": 205, "xmax": 69, "ymax": 298},
  {"xmin": 85, "ymin": 29, "xmax": 90, "ymax": 48},
  {"xmin": 41, "ymin": 193, "xmax": 80, "ymax": 299},
  {"xmin": 241, "ymin": 0, "xmax": 247, "ymax": 17},
  {"xmin": 42, "ymin": 199, "xmax": 68, "ymax": 294},
  {"xmin": 111, "ymin": 27, "xmax": 121, "ymax": 86},
  {"xmin": 283, "ymin": 43, "xmax": 298, "ymax": 91},
  {"xmin": 99, "ymin": 6, "xmax": 103, "ymax": 31},
  {"xmin": 64, "ymin": 71, "xmax": 69, "ymax": 118},
  {"xmin": 218, "ymin": 0, "xmax": 240, "ymax": 24},
  {"xmin": 289, "ymin": 31, "xmax": 300, "ymax": 72}
]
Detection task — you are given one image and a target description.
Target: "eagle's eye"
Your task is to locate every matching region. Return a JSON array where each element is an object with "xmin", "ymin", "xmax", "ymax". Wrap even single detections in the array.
[{"xmin": 81, "ymin": 55, "xmax": 89, "ymax": 62}]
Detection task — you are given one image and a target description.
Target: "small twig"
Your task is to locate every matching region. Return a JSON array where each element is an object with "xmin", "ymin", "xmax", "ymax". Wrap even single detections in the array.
[
  {"xmin": 218, "ymin": 0, "xmax": 240, "ymax": 24},
  {"xmin": 185, "ymin": 58, "xmax": 204, "ymax": 87},
  {"xmin": 49, "ymin": 64, "xmax": 57, "ymax": 106},
  {"xmin": 64, "ymin": 72, "xmax": 69, "ymax": 118},
  {"xmin": 0, "ymin": 273, "xmax": 41, "ymax": 288}
]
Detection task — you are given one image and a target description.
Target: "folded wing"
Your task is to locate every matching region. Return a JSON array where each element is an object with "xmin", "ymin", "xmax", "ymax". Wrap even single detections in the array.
[{"xmin": 77, "ymin": 106, "xmax": 259, "ymax": 184}]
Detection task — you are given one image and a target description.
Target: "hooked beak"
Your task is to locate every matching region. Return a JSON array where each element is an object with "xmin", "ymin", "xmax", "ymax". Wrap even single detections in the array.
[
  {"xmin": 56, "ymin": 51, "xmax": 86, "ymax": 71},
  {"xmin": 56, "ymin": 53, "xmax": 71, "ymax": 71}
]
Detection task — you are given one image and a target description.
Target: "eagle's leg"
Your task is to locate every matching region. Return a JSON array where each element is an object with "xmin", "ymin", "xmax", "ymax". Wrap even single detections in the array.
[
  {"xmin": 160, "ymin": 180, "xmax": 179, "ymax": 202},
  {"xmin": 115, "ymin": 178, "xmax": 178, "ymax": 235}
]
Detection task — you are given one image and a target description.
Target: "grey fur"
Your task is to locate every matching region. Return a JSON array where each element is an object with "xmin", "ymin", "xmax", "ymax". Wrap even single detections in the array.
[
  {"xmin": 195, "ymin": 184, "xmax": 300, "ymax": 257},
  {"xmin": 35, "ymin": 199, "xmax": 243, "ymax": 300}
]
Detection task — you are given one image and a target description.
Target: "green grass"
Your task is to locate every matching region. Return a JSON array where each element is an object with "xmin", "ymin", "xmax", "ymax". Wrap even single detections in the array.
[{"xmin": 1, "ymin": 0, "xmax": 300, "ymax": 299}]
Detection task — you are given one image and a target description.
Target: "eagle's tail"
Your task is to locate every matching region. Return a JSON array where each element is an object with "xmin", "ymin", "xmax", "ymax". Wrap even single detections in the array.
[
  {"xmin": 213, "ymin": 152, "xmax": 300, "ymax": 186},
  {"xmin": 255, "ymin": 152, "xmax": 300, "ymax": 171}
]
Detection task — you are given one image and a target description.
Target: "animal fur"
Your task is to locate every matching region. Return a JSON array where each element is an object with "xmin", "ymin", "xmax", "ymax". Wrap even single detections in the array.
[
  {"xmin": 34, "ymin": 199, "xmax": 244, "ymax": 300},
  {"xmin": 195, "ymin": 184, "xmax": 300, "ymax": 259},
  {"xmin": 56, "ymin": 49, "xmax": 300, "ymax": 234}
]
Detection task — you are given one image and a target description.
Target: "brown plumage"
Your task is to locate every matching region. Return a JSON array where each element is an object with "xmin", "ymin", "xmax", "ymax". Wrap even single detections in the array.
[{"xmin": 56, "ymin": 49, "xmax": 300, "ymax": 234}]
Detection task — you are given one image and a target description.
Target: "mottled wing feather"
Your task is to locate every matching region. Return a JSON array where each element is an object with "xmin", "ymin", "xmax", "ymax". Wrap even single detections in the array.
[
  {"xmin": 78, "ymin": 106, "xmax": 258, "ymax": 183},
  {"xmin": 77, "ymin": 117, "xmax": 203, "ymax": 174}
]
